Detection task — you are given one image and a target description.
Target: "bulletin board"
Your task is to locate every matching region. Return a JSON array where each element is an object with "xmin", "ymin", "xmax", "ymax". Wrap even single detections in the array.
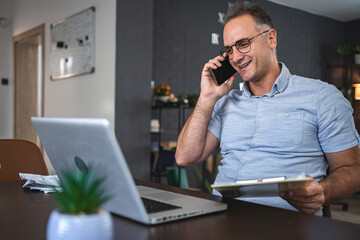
[{"xmin": 50, "ymin": 7, "xmax": 95, "ymax": 80}]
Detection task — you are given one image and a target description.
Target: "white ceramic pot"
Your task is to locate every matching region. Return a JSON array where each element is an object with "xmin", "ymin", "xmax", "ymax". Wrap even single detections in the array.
[
  {"xmin": 355, "ymin": 54, "xmax": 360, "ymax": 65},
  {"xmin": 156, "ymin": 95, "xmax": 170, "ymax": 102},
  {"xmin": 47, "ymin": 209, "xmax": 113, "ymax": 240}
]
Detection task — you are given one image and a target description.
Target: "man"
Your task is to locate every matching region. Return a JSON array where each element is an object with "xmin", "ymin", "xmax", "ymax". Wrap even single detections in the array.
[{"xmin": 175, "ymin": 1, "xmax": 360, "ymax": 215}]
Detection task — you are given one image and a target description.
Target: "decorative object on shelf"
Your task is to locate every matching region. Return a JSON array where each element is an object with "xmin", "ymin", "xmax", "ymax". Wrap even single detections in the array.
[
  {"xmin": 354, "ymin": 45, "xmax": 360, "ymax": 64},
  {"xmin": 150, "ymin": 119, "xmax": 160, "ymax": 133},
  {"xmin": 156, "ymin": 95, "xmax": 170, "ymax": 102},
  {"xmin": 336, "ymin": 42, "xmax": 360, "ymax": 64},
  {"xmin": 186, "ymin": 94, "xmax": 199, "ymax": 107},
  {"xmin": 336, "ymin": 42, "xmax": 353, "ymax": 64},
  {"xmin": 168, "ymin": 93, "xmax": 178, "ymax": 102},
  {"xmin": 153, "ymin": 83, "xmax": 171, "ymax": 102},
  {"xmin": 160, "ymin": 141, "xmax": 177, "ymax": 151},
  {"xmin": 47, "ymin": 158, "xmax": 113, "ymax": 240},
  {"xmin": 336, "ymin": 42, "xmax": 353, "ymax": 55}
]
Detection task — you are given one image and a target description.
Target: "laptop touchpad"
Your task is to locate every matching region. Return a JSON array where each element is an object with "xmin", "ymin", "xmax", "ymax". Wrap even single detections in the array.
[{"xmin": 148, "ymin": 192, "xmax": 185, "ymax": 201}]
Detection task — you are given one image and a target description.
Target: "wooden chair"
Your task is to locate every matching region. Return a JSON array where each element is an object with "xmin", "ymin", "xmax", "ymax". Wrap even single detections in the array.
[
  {"xmin": 322, "ymin": 204, "xmax": 332, "ymax": 218},
  {"xmin": 322, "ymin": 166, "xmax": 350, "ymax": 218},
  {"xmin": 322, "ymin": 167, "xmax": 332, "ymax": 218},
  {"xmin": 0, "ymin": 139, "xmax": 48, "ymax": 182}
]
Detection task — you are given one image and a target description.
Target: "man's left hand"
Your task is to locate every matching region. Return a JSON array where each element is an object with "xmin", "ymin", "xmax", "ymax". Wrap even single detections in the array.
[{"xmin": 279, "ymin": 178, "xmax": 325, "ymax": 215}]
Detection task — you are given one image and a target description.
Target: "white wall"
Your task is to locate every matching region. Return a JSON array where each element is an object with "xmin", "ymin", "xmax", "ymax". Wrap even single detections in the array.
[
  {"xmin": 0, "ymin": 0, "xmax": 13, "ymax": 138},
  {"xmin": 11, "ymin": 0, "xmax": 116, "ymax": 173}
]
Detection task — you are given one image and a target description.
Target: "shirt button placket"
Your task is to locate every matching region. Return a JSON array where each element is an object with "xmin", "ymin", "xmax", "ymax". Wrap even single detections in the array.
[{"xmin": 255, "ymin": 97, "xmax": 264, "ymax": 140}]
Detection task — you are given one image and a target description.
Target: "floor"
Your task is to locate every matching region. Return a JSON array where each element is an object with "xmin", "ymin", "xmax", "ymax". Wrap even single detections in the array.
[{"xmin": 330, "ymin": 193, "xmax": 360, "ymax": 225}]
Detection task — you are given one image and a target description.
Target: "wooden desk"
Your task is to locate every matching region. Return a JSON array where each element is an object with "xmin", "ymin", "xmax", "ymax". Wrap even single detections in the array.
[{"xmin": 1, "ymin": 180, "xmax": 360, "ymax": 240}]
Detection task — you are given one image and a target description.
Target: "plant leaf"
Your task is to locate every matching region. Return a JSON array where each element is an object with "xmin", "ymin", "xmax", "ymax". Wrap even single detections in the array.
[{"xmin": 51, "ymin": 165, "xmax": 111, "ymax": 214}]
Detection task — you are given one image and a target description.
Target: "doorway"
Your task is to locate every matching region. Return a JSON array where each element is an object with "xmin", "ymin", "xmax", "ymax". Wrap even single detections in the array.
[{"xmin": 12, "ymin": 24, "xmax": 44, "ymax": 146}]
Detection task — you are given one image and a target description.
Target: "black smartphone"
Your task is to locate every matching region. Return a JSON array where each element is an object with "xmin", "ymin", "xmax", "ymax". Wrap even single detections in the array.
[{"xmin": 210, "ymin": 58, "xmax": 237, "ymax": 85}]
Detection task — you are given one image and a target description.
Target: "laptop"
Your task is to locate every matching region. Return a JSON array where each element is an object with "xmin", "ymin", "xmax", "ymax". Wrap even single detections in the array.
[{"xmin": 31, "ymin": 117, "xmax": 227, "ymax": 225}]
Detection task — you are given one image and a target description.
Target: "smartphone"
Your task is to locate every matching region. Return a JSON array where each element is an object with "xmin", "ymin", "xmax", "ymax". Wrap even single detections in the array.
[{"xmin": 210, "ymin": 58, "xmax": 237, "ymax": 85}]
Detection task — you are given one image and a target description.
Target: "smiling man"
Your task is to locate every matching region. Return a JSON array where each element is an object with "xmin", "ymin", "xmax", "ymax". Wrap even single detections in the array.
[{"xmin": 175, "ymin": 1, "xmax": 360, "ymax": 216}]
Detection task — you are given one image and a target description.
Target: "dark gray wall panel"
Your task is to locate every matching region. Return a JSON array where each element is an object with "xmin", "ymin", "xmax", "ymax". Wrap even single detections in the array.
[
  {"xmin": 345, "ymin": 19, "xmax": 360, "ymax": 50},
  {"xmin": 115, "ymin": 0, "xmax": 153, "ymax": 180}
]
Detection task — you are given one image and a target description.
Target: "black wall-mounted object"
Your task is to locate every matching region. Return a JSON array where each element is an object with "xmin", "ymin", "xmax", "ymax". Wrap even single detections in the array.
[{"xmin": 1, "ymin": 78, "xmax": 9, "ymax": 86}]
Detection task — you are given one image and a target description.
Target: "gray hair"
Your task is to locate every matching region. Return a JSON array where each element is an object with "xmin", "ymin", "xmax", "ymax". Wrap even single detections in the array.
[{"xmin": 225, "ymin": 1, "xmax": 275, "ymax": 30}]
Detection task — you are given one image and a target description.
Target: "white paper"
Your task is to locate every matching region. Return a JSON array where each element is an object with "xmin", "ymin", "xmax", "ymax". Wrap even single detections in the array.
[
  {"xmin": 19, "ymin": 173, "xmax": 61, "ymax": 193},
  {"xmin": 20, "ymin": 173, "xmax": 59, "ymax": 186}
]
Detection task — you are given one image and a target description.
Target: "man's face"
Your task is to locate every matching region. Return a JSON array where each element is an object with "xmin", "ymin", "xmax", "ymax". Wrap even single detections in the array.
[{"xmin": 223, "ymin": 14, "xmax": 274, "ymax": 83}]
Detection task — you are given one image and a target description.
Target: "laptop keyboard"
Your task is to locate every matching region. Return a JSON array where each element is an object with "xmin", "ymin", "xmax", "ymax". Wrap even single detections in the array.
[{"xmin": 141, "ymin": 197, "xmax": 182, "ymax": 214}]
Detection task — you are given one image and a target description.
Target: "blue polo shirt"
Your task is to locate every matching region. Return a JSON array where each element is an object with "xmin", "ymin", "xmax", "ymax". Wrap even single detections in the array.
[{"xmin": 208, "ymin": 63, "xmax": 360, "ymax": 214}]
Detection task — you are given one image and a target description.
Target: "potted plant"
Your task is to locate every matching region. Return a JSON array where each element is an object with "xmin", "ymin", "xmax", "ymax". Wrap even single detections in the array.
[
  {"xmin": 354, "ymin": 45, "xmax": 360, "ymax": 64},
  {"xmin": 336, "ymin": 42, "xmax": 353, "ymax": 64},
  {"xmin": 47, "ymin": 165, "xmax": 113, "ymax": 240},
  {"xmin": 186, "ymin": 94, "xmax": 199, "ymax": 108},
  {"xmin": 153, "ymin": 83, "xmax": 171, "ymax": 102},
  {"xmin": 336, "ymin": 42, "xmax": 353, "ymax": 55}
]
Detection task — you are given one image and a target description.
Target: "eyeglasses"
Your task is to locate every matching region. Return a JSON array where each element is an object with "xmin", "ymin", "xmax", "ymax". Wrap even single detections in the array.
[{"xmin": 220, "ymin": 30, "xmax": 270, "ymax": 59}]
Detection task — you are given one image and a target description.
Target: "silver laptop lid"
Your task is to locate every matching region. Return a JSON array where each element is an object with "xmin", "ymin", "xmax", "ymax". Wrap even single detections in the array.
[{"xmin": 31, "ymin": 117, "xmax": 149, "ymax": 224}]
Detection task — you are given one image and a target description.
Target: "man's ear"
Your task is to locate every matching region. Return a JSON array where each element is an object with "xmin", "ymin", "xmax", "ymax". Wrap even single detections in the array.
[{"xmin": 267, "ymin": 29, "xmax": 277, "ymax": 49}]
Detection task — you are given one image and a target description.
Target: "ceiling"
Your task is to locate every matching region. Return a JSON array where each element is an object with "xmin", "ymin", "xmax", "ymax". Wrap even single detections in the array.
[{"xmin": 266, "ymin": 0, "xmax": 360, "ymax": 22}]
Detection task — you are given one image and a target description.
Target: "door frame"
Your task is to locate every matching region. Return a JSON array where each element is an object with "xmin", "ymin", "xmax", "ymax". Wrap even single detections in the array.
[{"xmin": 12, "ymin": 24, "xmax": 45, "ymax": 143}]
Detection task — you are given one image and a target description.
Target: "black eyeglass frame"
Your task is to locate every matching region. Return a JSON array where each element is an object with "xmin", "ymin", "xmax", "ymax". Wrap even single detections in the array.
[{"xmin": 220, "ymin": 29, "xmax": 271, "ymax": 58}]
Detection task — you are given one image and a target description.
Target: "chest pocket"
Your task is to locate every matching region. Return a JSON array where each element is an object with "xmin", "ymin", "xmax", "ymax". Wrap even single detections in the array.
[{"xmin": 268, "ymin": 112, "xmax": 303, "ymax": 147}]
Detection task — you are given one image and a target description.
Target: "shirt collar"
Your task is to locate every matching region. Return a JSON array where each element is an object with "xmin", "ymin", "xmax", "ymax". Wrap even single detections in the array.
[
  {"xmin": 242, "ymin": 62, "xmax": 290, "ymax": 97},
  {"xmin": 242, "ymin": 81, "xmax": 252, "ymax": 97},
  {"xmin": 270, "ymin": 62, "xmax": 290, "ymax": 96}
]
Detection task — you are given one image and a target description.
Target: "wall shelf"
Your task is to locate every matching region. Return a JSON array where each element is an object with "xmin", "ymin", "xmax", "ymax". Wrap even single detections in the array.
[
  {"xmin": 325, "ymin": 64, "xmax": 360, "ymax": 133},
  {"xmin": 325, "ymin": 64, "xmax": 360, "ymax": 88},
  {"xmin": 150, "ymin": 100, "xmax": 192, "ymax": 186}
]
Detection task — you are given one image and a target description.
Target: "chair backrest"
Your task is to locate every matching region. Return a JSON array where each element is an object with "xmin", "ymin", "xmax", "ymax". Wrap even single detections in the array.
[
  {"xmin": 0, "ymin": 139, "xmax": 49, "ymax": 182},
  {"xmin": 322, "ymin": 166, "xmax": 332, "ymax": 218},
  {"xmin": 322, "ymin": 204, "xmax": 331, "ymax": 218}
]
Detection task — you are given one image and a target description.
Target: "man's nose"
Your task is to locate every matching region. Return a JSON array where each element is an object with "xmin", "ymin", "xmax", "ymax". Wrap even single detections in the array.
[{"xmin": 231, "ymin": 47, "xmax": 245, "ymax": 63}]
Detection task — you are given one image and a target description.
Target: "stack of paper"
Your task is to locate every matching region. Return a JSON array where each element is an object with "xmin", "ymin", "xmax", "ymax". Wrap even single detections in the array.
[{"xmin": 19, "ymin": 173, "xmax": 61, "ymax": 194}]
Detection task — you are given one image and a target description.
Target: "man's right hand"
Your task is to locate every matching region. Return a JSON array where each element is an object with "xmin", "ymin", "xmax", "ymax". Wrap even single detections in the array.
[
  {"xmin": 175, "ymin": 56, "xmax": 236, "ymax": 167},
  {"xmin": 200, "ymin": 55, "xmax": 236, "ymax": 103}
]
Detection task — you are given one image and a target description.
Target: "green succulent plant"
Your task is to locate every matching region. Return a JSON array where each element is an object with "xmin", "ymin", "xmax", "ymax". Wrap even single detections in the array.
[{"xmin": 53, "ymin": 164, "xmax": 111, "ymax": 214}]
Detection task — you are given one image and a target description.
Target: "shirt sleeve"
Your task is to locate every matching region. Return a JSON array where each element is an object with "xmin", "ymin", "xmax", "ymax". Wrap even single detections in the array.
[
  {"xmin": 317, "ymin": 84, "xmax": 360, "ymax": 153},
  {"xmin": 208, "ymin": 108, "xmax": 222, "ymax": 142}
]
